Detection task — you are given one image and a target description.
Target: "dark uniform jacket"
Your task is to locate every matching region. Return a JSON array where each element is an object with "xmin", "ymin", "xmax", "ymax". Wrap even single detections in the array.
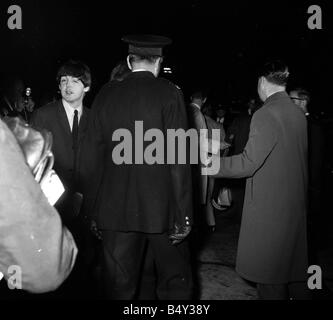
[
  {"xmin": 82, "ymin": 71, "xmax": 193, "ymax": 233},
  {"xmin": 31, "ymin": 100, "xmax": 90, "ymax": 221},
  {"xmin": 216, "ymin": 91, "xmax": 308, "ymax": 284}
]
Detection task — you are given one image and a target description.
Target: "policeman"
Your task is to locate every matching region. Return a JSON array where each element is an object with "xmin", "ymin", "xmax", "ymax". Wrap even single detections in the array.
[{"xmin": 83, "ymin": 34, "xmax": 193, "ymax": 299}]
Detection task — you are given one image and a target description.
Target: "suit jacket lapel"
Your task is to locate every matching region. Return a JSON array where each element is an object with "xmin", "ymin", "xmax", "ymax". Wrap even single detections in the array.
[
  {"xmin": 78, "ymin": 107, "xmax": 89, "ymax": 144},
  {"xmin": 57, "ymin": 100, "xmax": 72, "ymax": 138}
]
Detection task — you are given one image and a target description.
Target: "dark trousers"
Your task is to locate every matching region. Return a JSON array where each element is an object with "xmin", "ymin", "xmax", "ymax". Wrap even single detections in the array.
[
  {"xmin": 137, "ymin": 243, "xmax": 157, "ymax": 300},
  {"xmin": 101, "ymin": 230, "xmax": 193, "ymax": 300},
  {"xmin": 257, "ymin": 282, "xmax": 312, "ymax": 300}
]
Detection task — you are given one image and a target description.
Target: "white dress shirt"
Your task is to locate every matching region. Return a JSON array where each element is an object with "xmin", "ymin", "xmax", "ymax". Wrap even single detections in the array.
[{"xmin": 62, "ymin": 99, "xmax": 83, "ymax": 132}]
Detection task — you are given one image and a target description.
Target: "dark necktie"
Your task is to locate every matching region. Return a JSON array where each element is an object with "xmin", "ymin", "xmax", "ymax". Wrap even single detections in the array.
[
  {"xmin": 72, "ymin": 109, "xmax": 79, "ymax": 151},
  {"xmin": 72, "ymin": 110, "xmax": 79, "ymax": 184}
]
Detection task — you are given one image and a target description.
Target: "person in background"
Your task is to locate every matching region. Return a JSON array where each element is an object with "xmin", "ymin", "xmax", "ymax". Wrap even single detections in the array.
[
  {"xmin": 110, "ymin": 60, "xmax": 132, "ymax": 82},
  {"xmin": 290, "ymin": 87, "xmax": 325, "ymax": 268},
  {"xmin": 289, "ymin": 88, "xmax": 310, "ymax": 117},
  {"xmin": 0, "ymin": 76, "xmax": 35, "ymax": 122},
  {"xmin": 201, "ymin": 102, "xmax": 227, "ymax": 230},
  {"xmin": 187, "ymin": 91, "xmax": 217, "ymax": 231},
  {"xmin": 212, "ymin": 98, "xmax": 262, "ymax": 220}
]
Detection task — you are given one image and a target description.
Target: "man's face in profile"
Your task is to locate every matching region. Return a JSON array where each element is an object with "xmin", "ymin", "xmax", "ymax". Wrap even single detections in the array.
[{"xmin": 289, "ymin": 91, "xmax": 308, "ymax": 115}]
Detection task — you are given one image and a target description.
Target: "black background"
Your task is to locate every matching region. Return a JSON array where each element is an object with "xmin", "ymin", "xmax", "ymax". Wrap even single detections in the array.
[{"xmin": 0, "ymin": 0, "xmax": 332, "ymax": 114}]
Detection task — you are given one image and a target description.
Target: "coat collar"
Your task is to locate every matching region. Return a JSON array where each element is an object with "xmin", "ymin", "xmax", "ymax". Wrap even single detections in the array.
[
  {"xmin": 264, "ymin": 91, "xmax": 289, "ymax": 106},
  {"xmin": 57, "ymin": 100, "xmax": 71, "ymax": 137},
  {"xmin": 127, "ymin": 70, "xmax": 155, "ymax": 79}
]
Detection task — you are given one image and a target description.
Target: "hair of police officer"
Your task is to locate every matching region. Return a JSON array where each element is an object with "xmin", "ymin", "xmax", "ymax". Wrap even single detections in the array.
[
  {"xmin": 128, "ymin": 54, "xmax": 161, "ymax": 65},
  {"xmin": 191, "ymin": 91, "xmax": 207, "ymax": 102},
  {"xmin": 260, "ymin": 60, "xmax": 290, "ymax": 86}
]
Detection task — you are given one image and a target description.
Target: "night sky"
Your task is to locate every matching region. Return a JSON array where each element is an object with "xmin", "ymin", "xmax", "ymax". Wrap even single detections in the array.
[{"xmin": 1, "ymin": 0, "xmax": 332, "ymax": 114}]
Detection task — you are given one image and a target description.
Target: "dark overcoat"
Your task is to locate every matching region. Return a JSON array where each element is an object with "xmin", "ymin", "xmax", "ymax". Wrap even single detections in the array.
[
  {"xmin": 216, "ymin": 92, "xmax": 308, "ymax": 284},
  {"xmin": 82, "ymin": 71, "xmax": 193, "ymax": 233}
]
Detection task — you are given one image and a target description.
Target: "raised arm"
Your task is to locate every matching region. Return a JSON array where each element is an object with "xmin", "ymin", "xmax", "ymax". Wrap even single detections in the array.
[{"xmin": 215, "ymin": 109, "xmax": 278, "ymax": 179}]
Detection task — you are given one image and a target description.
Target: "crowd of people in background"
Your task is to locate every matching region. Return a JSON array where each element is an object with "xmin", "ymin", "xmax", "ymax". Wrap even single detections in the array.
[{"xmin": 0, "ymin": 34, "xmax": 331, "ymax": 300}]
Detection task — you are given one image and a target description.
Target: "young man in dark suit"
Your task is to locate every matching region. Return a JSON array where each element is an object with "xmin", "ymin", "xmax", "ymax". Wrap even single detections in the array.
[
  {"xmin": 31, "ymin": 60, "xmax": 96, "ymax": 298},
  {"xmin": 32, "ymin": 60, "xmax": 90, "ymax": 223}
]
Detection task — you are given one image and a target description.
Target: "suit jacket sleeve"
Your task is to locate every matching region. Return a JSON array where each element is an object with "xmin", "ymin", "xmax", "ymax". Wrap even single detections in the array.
[
  {"xmin": 215, "ymin": 109, "xmax": 278, "ymax": 178},
  {"xmin": 164, "ymin": 88, "xmax": 193, "ymax": 227},
  {"xmin": 30, "ymin": 108, "xmax": 44, "ymax": 128}
]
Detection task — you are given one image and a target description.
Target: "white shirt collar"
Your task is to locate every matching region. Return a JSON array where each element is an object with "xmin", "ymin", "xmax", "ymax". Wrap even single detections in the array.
[
  {"xmin": 190, "ymin": 102, "xmax": 201, "ymax": 110},
  {"xmin": 132, "ymin": 68, "xmax": 148, "ymax": 72},
  {"xmin": 62, "ymin": 99, "xmax": 83, "ymax": 131}
]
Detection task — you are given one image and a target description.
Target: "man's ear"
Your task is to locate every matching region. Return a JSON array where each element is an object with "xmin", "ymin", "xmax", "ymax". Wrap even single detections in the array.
[
  {"xmin": 83, "ymin": 86, "xmax": 90, "ymax": 93},
  {"xmin": 258, "ymin": 76, "xmax": 263, "ymax": 86},
  {"xmin": 126, "ymin": 55, "xmax": 133, "ymax": 70},
  {"xmin": 258, "ymin": 76, "xmax": 266, "ymax": 90}
]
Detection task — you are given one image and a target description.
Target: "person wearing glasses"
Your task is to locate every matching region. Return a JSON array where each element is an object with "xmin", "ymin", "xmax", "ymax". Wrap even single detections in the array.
[{"xmin": 289, "ymin": 88, "xmax": 310, "ymax": 116}]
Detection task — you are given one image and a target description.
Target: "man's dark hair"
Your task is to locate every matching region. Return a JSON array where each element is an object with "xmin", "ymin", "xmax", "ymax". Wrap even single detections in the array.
[
  {"xmin": 259, "ymin": 59, "xmax": 290, "ymax": 86},
  {"xmin": 191, "ymin": 91, "xmax": 207, "ymax": 101},
  {"xmin": 291, "ymin": 87, "xmax": 311, "ymax": 103},
  {"xmin": 110, "ymin": 60, "xmax": 131, "ymax": 82},
  {"xmin": 56, "ymin": 60, "xmax": 91, "ymax": 88}
]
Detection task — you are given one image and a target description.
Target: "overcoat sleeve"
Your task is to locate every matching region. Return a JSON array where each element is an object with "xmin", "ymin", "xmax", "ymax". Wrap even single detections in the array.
[{"xmin": 215, "ymin": 109, "xmax": 278, "ymax": 178}]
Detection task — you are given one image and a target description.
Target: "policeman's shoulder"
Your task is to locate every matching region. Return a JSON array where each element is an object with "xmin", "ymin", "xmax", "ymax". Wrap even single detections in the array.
[{"xmin": 158, "ymin": 77, "xmax": 183, "ymax": 93}]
